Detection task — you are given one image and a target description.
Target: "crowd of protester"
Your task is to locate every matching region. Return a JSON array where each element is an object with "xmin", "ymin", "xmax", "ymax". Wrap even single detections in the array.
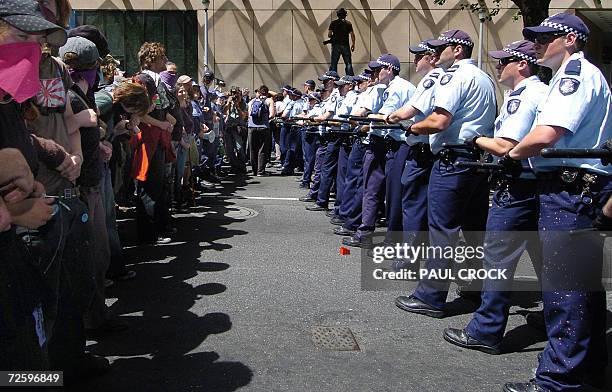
[{"xmin": 0, "ymin": 0, "xmax": 300, "ymax": 382}]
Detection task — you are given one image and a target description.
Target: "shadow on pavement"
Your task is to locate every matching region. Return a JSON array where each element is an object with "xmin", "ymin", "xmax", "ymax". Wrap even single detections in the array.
[{"xmin": 69, "ymin": 174, "xmax": 253, "ymax": 391}]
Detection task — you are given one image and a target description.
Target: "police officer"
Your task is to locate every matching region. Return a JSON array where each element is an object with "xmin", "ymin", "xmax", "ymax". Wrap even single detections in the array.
[
  {"xmin": 342, "ymin": 54, "xmax": 416, "ymax": 248},
  {"xmin": 395, "ymin": 30, "xmax": 497, "ymax": 316},
  {"xmin": 384, "ymin": 40, "xmax": 441, "ymax": 257},
  {"xmin": 299, "ymin": 92, "xmax": 324, "ymax": 189},
  {"xmin": 280, "ymin": 88, "xmax": 305, "ymax": 175},
  {"xmin": 442, "ymin": 40, "xmax": 547, "ymax": 356},
  {"xmin": 503, "ymin": 13, "xmax": 612, "ymax": 392},
  {"xmin": 299, "ymin": 72, "xmax": 339, "ymax": 202},
  {"xmin": 333, "ymin": 69, "xmax": 386, "ymax": 236},
  {"xmin": 306, "ymin": 76, "xmax": 355, "ymax": 212}
]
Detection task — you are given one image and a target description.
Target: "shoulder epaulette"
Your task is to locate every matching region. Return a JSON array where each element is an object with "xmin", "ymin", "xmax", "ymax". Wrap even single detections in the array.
[
  {"xmin": 509, "ymin": 86, "xmax": 526, "ymax": 97},
  {"xmin": 564, "ymin": 59, "xmax": 582, "ymax": 76}
]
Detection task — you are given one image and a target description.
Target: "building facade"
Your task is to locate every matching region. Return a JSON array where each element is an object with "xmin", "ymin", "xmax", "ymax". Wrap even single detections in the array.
[{"xmin": 71, "ymin": 0, "xmax": 612, "ymax": 91}]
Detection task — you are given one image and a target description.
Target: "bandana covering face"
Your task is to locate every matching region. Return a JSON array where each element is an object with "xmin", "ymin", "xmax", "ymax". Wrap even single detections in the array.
[
  {"xmin": 0, "ymin": 42, "xmax": 42, "ymax": 103},
  {"xmin": 68, "ymin": 68, "xmax": 98, "ymax": 90}
]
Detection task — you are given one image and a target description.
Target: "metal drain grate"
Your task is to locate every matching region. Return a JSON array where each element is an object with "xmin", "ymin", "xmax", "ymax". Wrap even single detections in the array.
[{"xmin": 311, "ymin": 326, "xmax": 360, "ymax": 351}]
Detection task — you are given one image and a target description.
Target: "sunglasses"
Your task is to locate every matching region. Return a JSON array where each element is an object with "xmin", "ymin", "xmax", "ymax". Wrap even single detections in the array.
[
  {"xmin": 534, "ymin": 32, "xmax": 567, "ymax": 45},
  {"xmin": 498, "ymin": 57, "xmax": 521, "ymax": 66}
]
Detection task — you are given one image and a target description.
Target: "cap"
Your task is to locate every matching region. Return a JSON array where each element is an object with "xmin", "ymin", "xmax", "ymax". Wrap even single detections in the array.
[
  {"xmin": 334, "ymin": 75, "xmax": 356, "ymax": 86},
  {"xmin": 304, "ymin": 79, "xmax": 316, "ymax": 88},
  {"xmin": 289, "ymin": 88, "xmax": 302, "ymax": 97},
  {"xmin": 368, "ymin": 54, "xmax": 401, "ymax": 72},
  {"xmin": 133, "ymin": 73, "xmax": 157, "ymax": 100},
  {"xmin": 489, "ymin": 40, "xmax": 538, "ymax": 64},
  {"xmin": 354, "ymin": 69, "xmax": 372, "ymax": 82},
  {"xmin": 202, "ymin": 70, "xmax": 215, "ymax": 80},
  {"xmin": 318, "ymin": 70, "xmax": 340, "ymax": 81},
  {"xmin": 0, "ymin": 0, "xmax": 67, "ymax": 47},
  {"xmin": 282, "ymin": 84, "xmax": 293, "ymax": 93},
  {"xmin": 177, "ymin": 75, "xmax": 193, "ymax": 85},
  {"xmin": 427, "ymin": 29, "xmax": 474, "ymax": 48},
  {"xmin": 59, "ymin": 36, "xmax": 100, "ymax": 69},
  {"xmin": 68, "ymin": 25, "xmax": 110, "ymax": 58},
  {"xmin": 523, "ymin": 12, "xmax": 589, "ymax": 42},
  {"xmin": 409, "ymin": 41, "xmax": 436, "ymax": 54},
  {"xmin": 307, "ymin": 92, "xmax": 321, "ymax": 103}
]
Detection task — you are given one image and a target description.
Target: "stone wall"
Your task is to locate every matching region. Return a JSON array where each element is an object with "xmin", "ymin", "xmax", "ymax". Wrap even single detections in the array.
[{"xmin": 71, "ymin": 0, "xmax": 610, "ymax": 92}]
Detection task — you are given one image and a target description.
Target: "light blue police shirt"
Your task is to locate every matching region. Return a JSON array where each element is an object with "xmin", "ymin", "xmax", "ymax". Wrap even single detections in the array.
[
  {"xmin": 429, "ymin": 58, "xmax": 497, "ymax": 154},
  {"xmin": 405, "ymin": 67, "xmax": 445, "ymax": 145},
  {"xmin": 528, "ymin": 52, "xmax": 612, "ymax": 175},
  {"xmin": 374, "ymin": 76, "xmax": 416, "ymax": 141},
  {"xmin": 334, "ymin": 90, "xmax": 359, "ymax": 119}
]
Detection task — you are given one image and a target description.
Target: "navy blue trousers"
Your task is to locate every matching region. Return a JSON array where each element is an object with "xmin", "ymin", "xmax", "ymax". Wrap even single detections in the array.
[
  {"xmin": 400, "ymin": 144, "xmax": 433, "ymax": 246},
  {"xmin": 301, "ymin": 131, "xmax": 320, "ymax": 187},
  {"xmin": 340, "ymin": 139, "xmax": 366, "ymax": 230},
  {"xmin": 332, "ymin": 142, "xmax": 351, "ymax": 215},
  {"xmin": 316, "ymin": 140, "xmax": 341, "ymax": 208},
  {"xmin": 413, "ymin": 159, "xmax": 489, "ymax": 309},
  {"xmin": 385, "ymin": 143, "xmax": 411, "ymax": 238},
  {"xmin": 282, "ymin": 126, "xmax": 300, "ymax": 174},
  {"xmin": 465, "ymin": 179, "xmax": 541, "ymax": 347},
  {"xmin": 534, "ymin": 176, "xmax": 611, "ymax": 392},
  {"xmin": 307, "ymin": 145, "xmax": 327, "ymax": 199},
  {"xmin": 355, "ymin": 138, "xmax": 387, "ymax": 240}
]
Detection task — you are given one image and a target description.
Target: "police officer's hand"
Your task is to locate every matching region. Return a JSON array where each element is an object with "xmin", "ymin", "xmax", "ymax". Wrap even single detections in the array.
[{"xmin": 499, "ymin": 154, "xmax": 522, "ymax": 177}]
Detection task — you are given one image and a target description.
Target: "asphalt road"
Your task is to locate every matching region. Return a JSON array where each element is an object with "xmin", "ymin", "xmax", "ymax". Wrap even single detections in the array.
[{"xmin": 72, "ymin": 170, "xmax": 612, "ymax": 392}]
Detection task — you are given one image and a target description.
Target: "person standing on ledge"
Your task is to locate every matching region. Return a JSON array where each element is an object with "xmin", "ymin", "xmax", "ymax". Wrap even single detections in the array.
[{"xmin": 327, "ymin": 8, "xmax": 355, "ymax": 76}]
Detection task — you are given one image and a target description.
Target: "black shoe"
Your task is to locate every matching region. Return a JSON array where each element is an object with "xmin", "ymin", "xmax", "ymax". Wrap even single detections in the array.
[
  {"xmin": 256, "ymin": 171, "xmax": 270, "ymax": 177},
  {"xmin": 325, "ymin": 210, "xmax": 336, "ymax": 218},
  {"xmin": 455, "ymin": 286, "xmax": 482, "ymax": 303},
  {"xmin": 503, "ymin": 380, "xmax": 549, "ymax": 392},
  {"xmin": 375, "ymin": 217, "xmax": 387, "ymax": 228},
  {"xmin": 525, "ymin": 311, "xmax": 546, "ymax": 333},
  {"xmin": 330, "ymin": 217, "xmax": 345, "ymax": 226},
  {"xmin": 394, "ymin": 295, "xmax": 445, "ymax": 318},
  {"xmin": 306, "ymin": 204, "xmax": 328, "ymax": 211},
  {"xmin": 298, "ymin": 183, "xmax": 309, "ymax": 189},
  {"xmin": 279, "ymin": 171, "xmax": 294, "ymax": 176},
  {"xmin": 443, "ymin": 327, "xmax": 501, "ymax": 355},
  {"xmin": 341, "ymin": 235, "xmax": 373, "ymax": 249},
  {"xmin": 299, "ymin": 196, "xmax": 316, "ymax": 202},
  {"xmin": 334, "ymin": 227, "xmax": 355, "ymax": 236}
]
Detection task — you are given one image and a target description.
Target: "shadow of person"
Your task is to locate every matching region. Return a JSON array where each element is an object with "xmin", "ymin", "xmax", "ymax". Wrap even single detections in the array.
[{"xmin": 499, "ymin": 324, "xmax": 547, "ymax": 354}]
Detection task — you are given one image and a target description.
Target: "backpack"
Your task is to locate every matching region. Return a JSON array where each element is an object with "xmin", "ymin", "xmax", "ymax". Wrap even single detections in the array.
[{"xmin": 250, "ymin": 97, "xmax": 268, "ymax": 125}]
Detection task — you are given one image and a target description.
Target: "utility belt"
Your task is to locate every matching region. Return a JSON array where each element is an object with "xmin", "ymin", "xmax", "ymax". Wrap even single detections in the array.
[
  {"xmin": 434, "ymin": 147, "xmax": 480, "ymax": 165},
  {"xmin": 407, "ymin": 143, "xmax": 434, "ymax": 166},
  {"xmin": 536, "ymin": 167, "xmax": 608, "ymax": 205},
  {"xmin": 385, "ymin": 138, "xmax": 403, "ymax": 152}
]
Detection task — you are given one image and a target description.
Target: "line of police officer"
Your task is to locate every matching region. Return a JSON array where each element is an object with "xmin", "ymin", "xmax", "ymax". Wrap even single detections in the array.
[{"xmin": 276, "ymin": 12, "xmax": 610, "ymax": 391}]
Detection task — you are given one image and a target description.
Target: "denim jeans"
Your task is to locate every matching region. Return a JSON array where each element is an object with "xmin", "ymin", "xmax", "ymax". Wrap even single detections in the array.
[{"xmin": 330, "ymin": 44, "xmax": 354, "ymax": 76}]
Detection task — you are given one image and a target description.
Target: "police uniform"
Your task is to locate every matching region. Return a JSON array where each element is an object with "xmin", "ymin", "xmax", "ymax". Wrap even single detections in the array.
[
  {"xmin": 301, "ymin": 93, "xmax": 324, "ymax": 188},
  {"xmin": 337, "ymin": 76, "xmax": 386, "ymax": 233},
  {"xmin": 404, "ymin": 30, "xmax": 497, "ymax": 312},
  {"xmin": 395, "ymin": 43, "xmax": 443, "ymax": 257},
  {"xmin": 344, "ymin": 54, "xmax": 415, "ymax": 247},
  {"xmin": 445, "ymin": 41, "xmax": 548, "ymax": 352},
  {"xmin": 281, "ymin": 90, "xmax": 305, "ymax": 175},
  {"xmin": 502, "ymin": 14, "xmax": 612, "ymax": 392}
]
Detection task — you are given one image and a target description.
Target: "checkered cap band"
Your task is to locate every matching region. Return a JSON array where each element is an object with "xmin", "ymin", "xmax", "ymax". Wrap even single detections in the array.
[
  {"xmin": 438, "ymin": 35, "xmax": 474, "ymax": 48},
  {"xmin": 503, "ymin": 47, "xmax": 537, "ymax": 64},
  {"xmin": 376, "ymin": 59, "xmax": 400, "ymax": 71},
  {"xmin": 418, "ymin": 43, "xmax": 435, "ymax": 53},
  {"xmin": 540, "ymin": 21, "xmax": 589, "ymax": 41}
]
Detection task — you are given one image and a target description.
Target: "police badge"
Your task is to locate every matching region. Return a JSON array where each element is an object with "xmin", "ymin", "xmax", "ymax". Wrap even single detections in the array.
[
  {"xmin": 559, "ymin": 78, "xmax": 580, "ymax": 96},
  {"xmin": 440, "ymin": 74, "xmax": 453, "ymax": 85},
  {"xmin": 507, "ymin": 99, "xmax": 521, "ymax": 114},
  {"xmin": 423, "ymin": 79, "xmax": 435, "ymax": 89}
]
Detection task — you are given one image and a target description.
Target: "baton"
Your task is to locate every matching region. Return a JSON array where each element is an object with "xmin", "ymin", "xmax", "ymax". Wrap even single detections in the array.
[
  {"xmin": 541, "ymin": 148, "xmax": 612, "ymax": 159},
  {"xmin": 347, "ymin": 116, "xmax": 386, "ymax": 123}
]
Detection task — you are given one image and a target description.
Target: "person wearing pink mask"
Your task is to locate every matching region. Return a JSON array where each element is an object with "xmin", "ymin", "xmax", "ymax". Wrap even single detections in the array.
[{"xmin": 0, "ymin": 0, "xmax": 111, "ymax": 379}]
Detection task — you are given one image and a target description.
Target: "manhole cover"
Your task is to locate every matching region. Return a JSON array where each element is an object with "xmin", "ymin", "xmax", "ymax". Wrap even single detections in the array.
[
  {"xmin": 174, "ymin": 206, "xmax": 259, "ymax": 220},
  {"xmin": 311, "ymin": 326, "xmax": 360, "ymax": 351}
]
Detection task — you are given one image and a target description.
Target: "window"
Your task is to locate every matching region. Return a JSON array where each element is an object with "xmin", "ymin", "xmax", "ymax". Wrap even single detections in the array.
[{"xmin": 74, "ymin": 10, "xmax": 198, "ymax": 78}]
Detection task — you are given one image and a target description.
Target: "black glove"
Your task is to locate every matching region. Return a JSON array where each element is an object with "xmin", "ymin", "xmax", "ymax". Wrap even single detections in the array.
[
  {"xmin": 499, "ymin": 154, "xmax": 522, "ymax": 178},
  {"xmin": 593, "ymin": 212, "xmax": 612, "ymax": 231}
]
